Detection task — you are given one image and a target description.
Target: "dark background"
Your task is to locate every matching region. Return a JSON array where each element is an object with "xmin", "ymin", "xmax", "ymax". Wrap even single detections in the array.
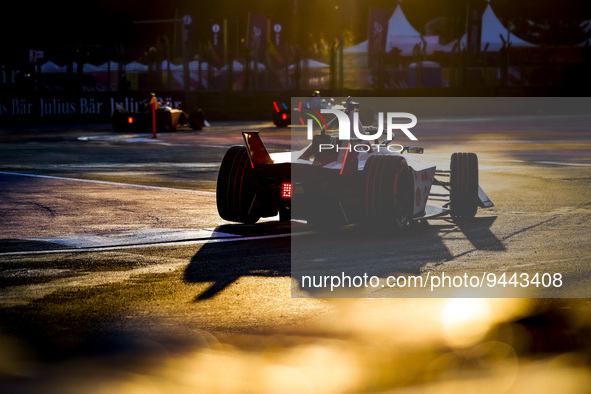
[{"xmin": 3, "ymin": 0, "xmax": 590, "ymax": 65}]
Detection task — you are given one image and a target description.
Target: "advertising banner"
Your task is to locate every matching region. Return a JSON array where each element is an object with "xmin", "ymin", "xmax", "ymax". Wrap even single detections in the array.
[
  {"xmin": 247, "ymin": 12, "xmax": 268, "ymax": 61},
  {"xmin": 268, "ymin": 20, "xmax": 287, "ymax": 66},
  {"xmin": 208, "ymin": 21, "xmax": 226, "ymax": 67},
  {"xmin": 368, "ymin": 7, "xmax": 393, "ymax": 67},
  {"xmin": 466, "ymin": 3, "xmax": 483, "ymax": 55}
]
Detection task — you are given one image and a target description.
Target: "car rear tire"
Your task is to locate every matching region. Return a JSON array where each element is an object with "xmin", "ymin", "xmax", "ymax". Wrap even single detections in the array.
[
  {"xmin": 450, "ymin": 152, "xmax": 479, "ymax": 219},
  {"xmin": 363, "ymin": 155, "xmax": 413, "ymax": 229},
  {"xmin": 216, "ymin": 146, "xmax": 260, "ymax": 224}
]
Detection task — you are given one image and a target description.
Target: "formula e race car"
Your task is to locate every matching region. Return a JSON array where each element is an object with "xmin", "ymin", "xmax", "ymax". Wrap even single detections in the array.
[
  {"xmin": 217, "ymin": 98, "xmax": 493, "ymax": 227},
  {"xmin": 272, "ymin": 100, "xmax": 291, "ymax": 128},
  {"xmin": 111, "ymin": 97, "xmax": 205, "ymax": 132}
]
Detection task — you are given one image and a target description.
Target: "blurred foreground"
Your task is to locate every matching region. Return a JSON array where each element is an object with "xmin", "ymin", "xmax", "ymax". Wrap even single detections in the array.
[{"xmin": 1, "ymin": 297, "xmax": 590, "ymax": 393}]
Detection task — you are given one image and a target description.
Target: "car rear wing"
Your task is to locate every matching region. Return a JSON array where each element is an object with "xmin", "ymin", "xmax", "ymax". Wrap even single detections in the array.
[{"xmin": 243, "ymin": 131, "xmax": 273, "ymax": 167}]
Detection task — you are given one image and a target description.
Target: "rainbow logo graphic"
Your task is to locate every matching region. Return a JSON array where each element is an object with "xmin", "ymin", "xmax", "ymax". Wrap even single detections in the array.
[{"xmin": 296, "ymin": 100, "xmax": 328, "ymax": 131}]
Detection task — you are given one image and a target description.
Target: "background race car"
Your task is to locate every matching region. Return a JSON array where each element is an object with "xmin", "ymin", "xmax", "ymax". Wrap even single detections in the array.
[
  {"xmin": 112, "ymin": 97, "xmax": 206, "ymax": 132},
  {"xmin": 272, "ymin": 100, "xmax": 290, "ymax": 128}
]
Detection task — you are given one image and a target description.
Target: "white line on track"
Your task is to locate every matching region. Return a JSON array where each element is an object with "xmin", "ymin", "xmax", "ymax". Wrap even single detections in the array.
[
  {"xmin": 533, "ymin": 161, "xmax": 591, "ymax": 167},
  {"xmin": 200, "ymin": 144, "xmax": 234, "ymax": 149},
  {"xmin": 417, "ymin": 155, "xmax": 591, "ymax": 167},
  {"xmin": 0, "ymin": 231, "xmax": 307, "ymax": 257},
  {"xmin": 0, "ymin": 171, "xmax": 216, "ymax": 194},
  {"xmin": 0, "ymin": 171, "xmax": 305, "ymax": 256}
]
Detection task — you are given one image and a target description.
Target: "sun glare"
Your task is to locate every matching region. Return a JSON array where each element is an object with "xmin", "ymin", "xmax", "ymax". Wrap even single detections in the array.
[{"xmin": 441, "ymin": 298, "xmax": 493, "ymax": 347}]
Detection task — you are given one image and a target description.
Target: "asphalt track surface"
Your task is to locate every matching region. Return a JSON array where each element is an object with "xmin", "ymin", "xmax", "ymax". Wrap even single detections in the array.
[{"xmin": 0, "ymin": 116, "xmax": 590, "ymax": 392}]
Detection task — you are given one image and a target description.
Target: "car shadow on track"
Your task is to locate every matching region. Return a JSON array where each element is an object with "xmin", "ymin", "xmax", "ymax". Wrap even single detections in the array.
[
  {"xmin": 291, "ymin": 216, "xmax": 505, "ymax": 297},
  {"xmin": 185, "ymin": 216, "xmax": 504, "ymax": 300},
  {"xmin": 454, "ymin": 216, "xmax": 506, "ymax": 253},
  {"xmin": 184, "ymin": 222, "xmax": 291, "ymax": 301}
]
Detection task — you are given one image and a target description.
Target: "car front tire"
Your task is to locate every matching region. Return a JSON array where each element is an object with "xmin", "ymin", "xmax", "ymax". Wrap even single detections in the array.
[{"xmin": 450, "ymin": 152, "xmax": 479, "ymax": 219}]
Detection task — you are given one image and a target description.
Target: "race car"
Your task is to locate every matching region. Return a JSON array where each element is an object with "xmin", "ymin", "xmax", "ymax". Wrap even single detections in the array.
[
  {"xmin": 217, "ymin": 98, "xmax": 493, "ymax": 227},
  {"xmin": 111, "ymin": 97, "xmax": 205, "ymax": 132},
  {"xmin": 272, "ymin": 93, "xmax": 333, "ymax": 128},
  {"xmin": 272, "ymin": 100, "xmax": 290, "ymax": 128}
]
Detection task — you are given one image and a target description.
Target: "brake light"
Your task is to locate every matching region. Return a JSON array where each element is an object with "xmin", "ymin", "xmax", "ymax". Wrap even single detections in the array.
[
  {"xmin": 282, "ymin": 113, "xmax": 287, "ymax": 120},
  {"xmin": 281, "ymin": 182, "xmax": 292, "ymax": 198},
  {"xmin": 127, "ymin": 116, "xmax": 134, "ymax": 124}
]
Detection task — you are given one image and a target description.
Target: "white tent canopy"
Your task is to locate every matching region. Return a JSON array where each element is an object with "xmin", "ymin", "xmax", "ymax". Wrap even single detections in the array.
[
  {"xmin": 162, "ymin": 60, "xmax": 184, "ymax": 71},
  {"xmin": 343, "ymin": 40, "xmax": 367, "ymax": 54},
  {"xmin": 442, "ymin": 4, "xmax": 536, "ymax": 52},
  {"xmin": 39, "ymin": 60, "xmax": 209, "ymax": 74},
  {"xmin": 220, "ymin": 60, "xmax": 243, "ymax": 71},
  {"xmin": 288, "ymin": 59, "xmax": 329, "ymax": 70},
  {"xmin": 344, "ymin": 5, "xmax": 439, "ymax": 56},
  {"xmin": 218, "ymin": 61, "xmax": 267, "ymax": 71},
  {"xmin": 82, "ymin": 61, "xmax": 120, "ymax": 73},
  {"xmin": 40, "ymin": 61, "xmax": 67, "ymax": 73},
  {"xmin": 125, "ymin": 61, "xmax": 149, "ymax": 72},
  {"xmin": 188, "ymin": 60, "xmax": 209, "ymax": 71}
]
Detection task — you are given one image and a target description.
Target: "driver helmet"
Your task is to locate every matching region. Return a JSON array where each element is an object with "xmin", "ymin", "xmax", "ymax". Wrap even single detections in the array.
[{"xmin": 312, "ymin": 90, "xmax": 320, "ymax": 97}]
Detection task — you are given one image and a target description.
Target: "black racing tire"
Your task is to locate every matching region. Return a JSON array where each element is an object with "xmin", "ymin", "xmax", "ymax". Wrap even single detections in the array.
[
  {"xmin": 216, "ymin": 146, "xmax": 260, "ymax": 224},
  {"xmin": 273, "ymin": 113, "xmax": 290, "ymax": 128},
  {"xmin": 450, "ymin": 152, "xmax": 479, "ymax": 219},
  {"xmin": 363, "ymin": 155, "xmax": 414, "ymax": 229},
  {"xmin": 189, "ymin": 108, "xmax": 205, "ymax": 130}
]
